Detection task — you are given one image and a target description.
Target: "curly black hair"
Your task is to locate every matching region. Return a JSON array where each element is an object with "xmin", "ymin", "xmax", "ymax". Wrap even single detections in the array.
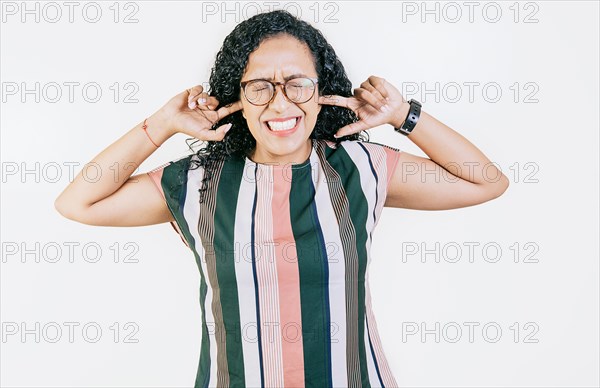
[{"xmin": 186, "ymin": 9, "xmax": 368, "ymax": 202}]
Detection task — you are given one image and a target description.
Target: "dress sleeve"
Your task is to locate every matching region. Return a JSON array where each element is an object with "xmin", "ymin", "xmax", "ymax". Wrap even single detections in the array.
[
  {"xmin": 335, "ymin": 140, "xmax": 402, "ymax": 231},
  {"xmin": 359, "ymin": 141, "xmax": 402, "ymax": 200},
  {"xmin": 380, "ymin": 143, "xmax": 402, "ymax": 187},
  {"xmin": 146, "ymin": 155, "xmax": 194, "ymax": 249}
]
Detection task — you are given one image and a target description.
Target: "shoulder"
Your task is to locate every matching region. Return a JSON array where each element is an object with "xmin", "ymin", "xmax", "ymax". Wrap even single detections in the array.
[
  {"xmin": 146, "ymin": 153, "xmax": 201, "ymax": 194},
  {"xmin": 314, "ymin": 138, "xmax": 402, "ymax": 185},
  {"xmin": 316, "ymin": 138, "xmax": 401, "ymax": 160},
  {"xmin": 148, "ymin": 152, "xmax": 204, "ymax": 178}
]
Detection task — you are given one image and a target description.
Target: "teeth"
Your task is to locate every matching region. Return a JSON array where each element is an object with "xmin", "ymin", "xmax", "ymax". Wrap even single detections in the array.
[{"xmin": 267, "ymin": 118, "xmax": 297, "ymax": 131}]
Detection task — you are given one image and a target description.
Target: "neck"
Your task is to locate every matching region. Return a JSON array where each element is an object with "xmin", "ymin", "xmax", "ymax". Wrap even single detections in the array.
[{"xmin": 250, "ymin": 139, "xmax": 313, "ymax": 166}]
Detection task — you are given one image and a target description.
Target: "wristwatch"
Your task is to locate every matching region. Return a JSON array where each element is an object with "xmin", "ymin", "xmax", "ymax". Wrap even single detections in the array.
[{"xmin": 394, "ymin": 99, "xmax": 422, "ymax": 136}]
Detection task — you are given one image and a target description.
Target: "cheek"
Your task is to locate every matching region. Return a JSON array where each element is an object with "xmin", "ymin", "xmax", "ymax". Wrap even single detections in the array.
[
  {"xmin": 242, "ymin": 105, "xmax": 259, "ymax": 123},
  {"xmin": 304, "ymin": 104, "xmax": 321, "ymax": 123},
  {"xmin": 243, "ymin": 109, "xmax": 265, "ymax": 135}
]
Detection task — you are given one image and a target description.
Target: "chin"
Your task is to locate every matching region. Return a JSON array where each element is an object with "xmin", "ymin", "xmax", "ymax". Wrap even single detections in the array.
[{"xmin": 266, "ymin": 139, "xmax": 305, "ymax": 154}]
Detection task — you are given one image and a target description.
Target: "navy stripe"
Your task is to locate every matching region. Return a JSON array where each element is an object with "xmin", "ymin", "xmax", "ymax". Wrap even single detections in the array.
[
  {"xmin": 250, "ymin": 164, "xmax": 265, "ymax": 388},
  {"xmin": 366, "ymin": 315, "xmax": 385, "ymax": 387}
]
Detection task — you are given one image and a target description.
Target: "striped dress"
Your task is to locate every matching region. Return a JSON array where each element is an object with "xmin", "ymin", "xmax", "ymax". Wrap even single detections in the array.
[{"xmin": 147, "ymin": 138, "xmax": 401, "ymax": 388}]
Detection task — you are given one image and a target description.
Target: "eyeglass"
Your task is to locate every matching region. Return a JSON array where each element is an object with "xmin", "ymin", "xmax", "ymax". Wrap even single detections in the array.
[{"xmin": 240, "ymin": 77, "xmax": 319, "ymax": 106}]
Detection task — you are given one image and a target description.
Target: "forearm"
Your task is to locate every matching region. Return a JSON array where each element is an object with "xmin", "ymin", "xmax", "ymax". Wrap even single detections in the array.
[
  {"xmin": 392, "ymin": 104, "xmax": 509, "ymax": 188},
  {"xmin": 55, "ymin": 109, "xmax": 172, "ymax": 211}
]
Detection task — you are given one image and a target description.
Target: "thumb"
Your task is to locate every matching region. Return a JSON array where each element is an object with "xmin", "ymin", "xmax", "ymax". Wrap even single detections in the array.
[
  {"xmin": 198, "ymin": 122, "xmax": 232, "ymax": 141},
  {"xmin": 214, "ymin": 122, "xmax": 233, "ymax": 140}
]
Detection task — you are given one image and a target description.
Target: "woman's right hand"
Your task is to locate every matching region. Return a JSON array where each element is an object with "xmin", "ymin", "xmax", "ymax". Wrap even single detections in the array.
[{"xmin": 160, "ymin": 84, "xmax": 243, "ymax": 141}]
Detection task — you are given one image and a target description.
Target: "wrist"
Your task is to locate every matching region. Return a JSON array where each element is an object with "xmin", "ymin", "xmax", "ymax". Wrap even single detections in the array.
[
  {"xmin": 391, "ymin": 100, "xmax": 411, "ymax": 129},
  {"xmin": 146, "ymin": 109, "xmax": 175, "ymax": 145}
]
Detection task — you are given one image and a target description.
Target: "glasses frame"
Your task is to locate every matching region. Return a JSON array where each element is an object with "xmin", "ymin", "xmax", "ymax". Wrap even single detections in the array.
[{"xmin": 240, "ymin": 77, "xmax": 319, "ymax": 106}]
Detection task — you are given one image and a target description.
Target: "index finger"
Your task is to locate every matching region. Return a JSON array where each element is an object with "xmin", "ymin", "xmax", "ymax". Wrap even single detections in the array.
[
  {"xmin": 318, "ymin": 95, "xmax": 349, "ymax": 108},
  {"xmin": 215, "ymin": 100, "xmax": 243, "ymax": 121}
]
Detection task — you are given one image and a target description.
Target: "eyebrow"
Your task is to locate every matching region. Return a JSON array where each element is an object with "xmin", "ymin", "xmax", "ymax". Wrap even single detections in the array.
[{"xmin": 243, "ymin": 73, "xmax": 309, "ymax": 82}]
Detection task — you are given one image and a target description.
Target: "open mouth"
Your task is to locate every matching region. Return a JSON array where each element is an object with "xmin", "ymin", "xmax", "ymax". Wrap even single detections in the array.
[{"xmin": 263, "ymin": 116, "xmax": 301, "ymax": 135}]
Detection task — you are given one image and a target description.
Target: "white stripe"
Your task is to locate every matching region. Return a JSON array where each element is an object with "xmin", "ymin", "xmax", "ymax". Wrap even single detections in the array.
[
  {"xmin": 360, "ymin": 143, "xmax": 389, "ymax": 230},
  {"xmin": 235, "ymin": 160, "xmax": 262, "ymax": 387},
  {"xmin": 310, "ymin": 146, "xmax": 348, "ymax": 387},
  {"xmin": 365, "ymin": 276, "xmax": 399, "ymax": 386},
  {"xmin": 364, "ymin": 277, "xmax": 383, "ymax": 387}
]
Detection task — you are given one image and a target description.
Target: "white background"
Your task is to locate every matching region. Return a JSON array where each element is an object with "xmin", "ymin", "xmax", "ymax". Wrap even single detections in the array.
[{"xmin": 1, "ymin": 1, "xmax": 598, "ymax": 387}]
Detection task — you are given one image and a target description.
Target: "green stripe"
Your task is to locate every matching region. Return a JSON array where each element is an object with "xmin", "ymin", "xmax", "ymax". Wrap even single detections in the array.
[
  {"xmin": 290, "ymin": 166, "xmax": 333, "ymax": 386},
  {"xmin": 324, "ymin": 144, "xmax": 371, "ymax": 387},
  {"xmin": 213, "ymin": 157, "xmax": 246, "ymax": 387},
  {"xmin": 160, "ymin": 158, "xmax": 212, "ymax": 388}
]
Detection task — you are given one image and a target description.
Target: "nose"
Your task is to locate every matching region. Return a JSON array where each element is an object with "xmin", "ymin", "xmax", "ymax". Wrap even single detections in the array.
[{"xmin": 269, "ymin": 84, "xmax": 291, "ymax": 112}]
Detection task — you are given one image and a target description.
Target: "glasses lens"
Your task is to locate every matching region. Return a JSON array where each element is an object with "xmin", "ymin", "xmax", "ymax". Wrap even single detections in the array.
[
  {"xmin": 244, "ymin": 80, "xmax": 273, "ymax": 105},
  {"xmin": 243, "ymin": 78, "xmax": 317, "ymax": 105},
  {"xmin": 285, "ymin": 78, "xmax": 316, "ymax": 103}
]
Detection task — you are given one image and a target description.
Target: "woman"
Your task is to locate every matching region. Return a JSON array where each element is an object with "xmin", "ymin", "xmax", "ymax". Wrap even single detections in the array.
[{"xmin": 55, "ymin": 9, "xmax": 509, "ymax": 388}]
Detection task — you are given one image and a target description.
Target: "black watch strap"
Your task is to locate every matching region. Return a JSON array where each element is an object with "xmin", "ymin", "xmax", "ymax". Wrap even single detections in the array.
[{"xmin": 394, "ymin": 99, "xmax": 422, "ymax": 136}]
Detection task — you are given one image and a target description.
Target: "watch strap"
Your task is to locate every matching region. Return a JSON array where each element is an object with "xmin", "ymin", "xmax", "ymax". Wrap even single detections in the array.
[{"xmin": 394, "ymin": 99, "xmax": 422, "ymax": 136}]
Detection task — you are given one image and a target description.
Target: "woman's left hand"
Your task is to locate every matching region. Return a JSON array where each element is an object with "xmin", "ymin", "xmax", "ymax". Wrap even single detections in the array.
[{"xmin": 318, "ymin": 75, "xmax": 408, "ymax": 138}]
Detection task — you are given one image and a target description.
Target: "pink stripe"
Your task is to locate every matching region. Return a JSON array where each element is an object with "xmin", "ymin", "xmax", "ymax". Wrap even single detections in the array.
[
  {"xmin": 272, "ymin": 168, "xmax": 305, "ymax": 387},
  {"xmin": 147, "ymin": 170, "xmax": 165, "ymax": 199},
  {"xmin": 255, "ymin": 167, "xmax": 284, "ymax": 386},
  {"xmin": 382, "ymin": 146, "xmax": 401, "ymax": 185}
]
